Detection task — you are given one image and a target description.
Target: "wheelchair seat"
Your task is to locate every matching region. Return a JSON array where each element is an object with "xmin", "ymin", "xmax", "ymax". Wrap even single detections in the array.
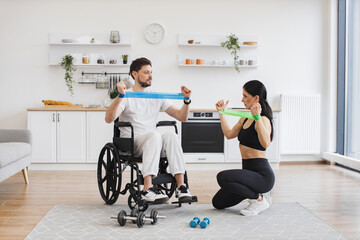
[{"xmin": 97, "ymin": 118, "xmax": 197, "ymax": 212}]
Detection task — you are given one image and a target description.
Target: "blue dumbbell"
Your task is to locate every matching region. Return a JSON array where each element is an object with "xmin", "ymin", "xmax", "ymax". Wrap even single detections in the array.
[
  {"xmin": 189, "ymin": 217, "xmax": 201, "ymax": 228},
  {"xmin": 200, "ymin": 217, "xmax": 210, "ymax": 228}
]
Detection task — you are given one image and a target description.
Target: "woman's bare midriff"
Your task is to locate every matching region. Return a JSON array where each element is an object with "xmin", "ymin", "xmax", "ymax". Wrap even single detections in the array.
[{"xmin": 239, "ymin": 144, "xmax": 266, "ymax": 159}]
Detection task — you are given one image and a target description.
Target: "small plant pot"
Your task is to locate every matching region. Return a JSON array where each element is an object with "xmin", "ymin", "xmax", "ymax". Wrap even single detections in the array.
[{"xmin": 123, "ymin": 60, "xmax": 128, "ymax": 64}]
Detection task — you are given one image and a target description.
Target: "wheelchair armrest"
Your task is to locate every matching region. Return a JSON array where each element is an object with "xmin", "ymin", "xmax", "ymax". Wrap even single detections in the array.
[
  {"xmin": 115, "ymin": 121, "xmax": 133, "ymax": 128},
  {"xmin": 156, "ymin": 121, "xmax": 178, "ymax": 134},
  {"xmin": 156, "ymin": 121, "xmax": 176, "ymax": 127}
]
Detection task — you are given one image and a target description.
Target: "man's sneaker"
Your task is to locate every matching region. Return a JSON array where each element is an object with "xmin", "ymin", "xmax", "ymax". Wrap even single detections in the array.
[
  {"xmin": 175, "ymin": 185, "xmax": 192, "ymax": 201},
  {"xmin": 141, "ymin": 187, "xmax": 169, "ymax": 203},
  {"xmin": 239, "ymin": 197, "xmax": 270, "ymax": 216}
]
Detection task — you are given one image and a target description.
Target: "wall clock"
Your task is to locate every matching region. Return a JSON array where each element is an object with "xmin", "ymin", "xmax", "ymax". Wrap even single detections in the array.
[{"xmin": 144, "ymin": 23, "xmax": 165, "ymax": 44}]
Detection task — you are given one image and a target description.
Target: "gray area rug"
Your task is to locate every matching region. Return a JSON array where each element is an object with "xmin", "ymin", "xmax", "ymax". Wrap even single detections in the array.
[{"xmin": 25, "ymin": 203, "xmax": 350, "ymax": 240}]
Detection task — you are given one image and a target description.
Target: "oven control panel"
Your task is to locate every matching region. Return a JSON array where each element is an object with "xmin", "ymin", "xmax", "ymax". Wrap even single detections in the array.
[{"xmin": 189, "ymin": 111, "xmax": 219, "ymax": 119}]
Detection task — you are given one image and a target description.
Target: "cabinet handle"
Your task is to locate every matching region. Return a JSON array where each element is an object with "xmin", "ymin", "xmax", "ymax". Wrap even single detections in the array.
[
  {"xmin": 57, "ymin": 113, "xmax": 60, "ymax": 122},
  {"xmin": 52, "ymin": 113, "xmax": 55, "ymax": 122},
  {"xmin": 197, "ymin": 158, "xmax": 207, "ymax": 160}
]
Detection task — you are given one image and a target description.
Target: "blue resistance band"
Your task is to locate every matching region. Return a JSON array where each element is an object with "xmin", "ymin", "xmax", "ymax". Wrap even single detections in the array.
[{"xmin": 118, "ymin": 92, "xmax": 190, "ymax": 100}]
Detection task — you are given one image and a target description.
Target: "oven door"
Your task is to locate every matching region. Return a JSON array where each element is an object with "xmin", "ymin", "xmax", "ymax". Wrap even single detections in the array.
[{"xmin": 181, "ymin": 120, "xmax": 224, "ymax": 153}]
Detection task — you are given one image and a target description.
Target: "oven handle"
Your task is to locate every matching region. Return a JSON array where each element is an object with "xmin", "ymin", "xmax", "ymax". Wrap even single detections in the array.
[{"xmin": 184, "ymin": 120, "xmax": 220, "ymax": 123}]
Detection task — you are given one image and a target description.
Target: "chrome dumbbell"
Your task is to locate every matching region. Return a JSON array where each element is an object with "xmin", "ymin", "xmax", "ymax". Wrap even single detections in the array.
[
  {"xmin": 149, "ymin": 209, "xmax": 166, "ymax": 225},
  {"xmin": 113, "ymin": 209, "xmax": 166, "ymax": 228}
]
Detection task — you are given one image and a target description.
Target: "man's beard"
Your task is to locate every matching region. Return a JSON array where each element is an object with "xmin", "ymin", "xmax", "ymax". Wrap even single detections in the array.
[{"xmin": 137, "ymin": 78, "xmax": 151, "ymax": 88}]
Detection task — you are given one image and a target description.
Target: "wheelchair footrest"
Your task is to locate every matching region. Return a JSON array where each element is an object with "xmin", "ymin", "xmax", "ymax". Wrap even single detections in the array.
[{"xmin": 171, "ymin": 196, "xmax": 198, "ymax": 207}]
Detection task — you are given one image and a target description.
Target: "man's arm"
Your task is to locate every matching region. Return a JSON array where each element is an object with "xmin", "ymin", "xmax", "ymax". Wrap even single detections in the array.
[
  {"xmin": 164, "ymin": 86, "xmax": 191, "ymax": 122},
  {"xmin": 165, "ymin": 103, "xmax": 190, "ymax": 122},
  {"xmin": 105, "ymin": 97, "xmax": 123, "ymax": 123},
  {"xmin": 105, "ymin": 81, "xmax": 126, "ymax": 123}
]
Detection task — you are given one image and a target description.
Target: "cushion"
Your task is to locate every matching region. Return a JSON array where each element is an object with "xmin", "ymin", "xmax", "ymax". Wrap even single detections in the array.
[{"xmin": 0, "ymin": 142, "xmax": 31, "ymax": 168}]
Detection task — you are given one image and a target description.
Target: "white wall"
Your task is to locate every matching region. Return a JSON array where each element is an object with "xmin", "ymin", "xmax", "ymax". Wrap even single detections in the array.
[{"xmin": 0, "ymin": 0, "xmax": 333, "ymax": 151}]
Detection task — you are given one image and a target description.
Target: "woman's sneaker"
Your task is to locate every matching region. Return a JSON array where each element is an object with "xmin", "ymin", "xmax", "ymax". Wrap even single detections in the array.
[
  {"xmin": 175, "ymin": 185, "xmax": 192, "ymax": 201},
  {"xmin": 240, "ymin": 197, "xmax": 270, "ymax": 216},
  {"xmin": 263, "ymin": 191, "xmax": 272, "ymax": 205},
  {"xmin": 239, "ymin": 198, "xmax": 251, "ymax": 209},
  {"xmin": 141, "ymin": 187, "xmax": 169, "ymax": 203}
]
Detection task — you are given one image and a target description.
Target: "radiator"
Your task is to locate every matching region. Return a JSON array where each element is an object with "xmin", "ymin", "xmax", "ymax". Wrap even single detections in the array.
[{"xmin": 280, "ymin": 94, "xmax": 321, "ymax": 154}]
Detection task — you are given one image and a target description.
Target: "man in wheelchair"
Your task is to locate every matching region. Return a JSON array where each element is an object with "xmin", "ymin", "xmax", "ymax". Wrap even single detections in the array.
[{"xmin": 105, "ymin": 57, "xmax": 193, "ymax": 204}]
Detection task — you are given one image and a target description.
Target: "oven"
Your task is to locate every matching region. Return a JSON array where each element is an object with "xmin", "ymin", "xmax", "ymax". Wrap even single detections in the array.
[{"xmin": 181, "ymin": 111, "xmax": 224, "ymax": 162}]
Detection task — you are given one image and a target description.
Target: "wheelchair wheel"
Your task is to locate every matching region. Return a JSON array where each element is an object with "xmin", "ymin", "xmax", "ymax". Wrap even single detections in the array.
[
  {"xmin": 128, "ymin": 194, "xmax": 148, "ymax": 212},
  {"xmin": 97, "ymin": 143, "xmax": 122, "ymax": 205}
]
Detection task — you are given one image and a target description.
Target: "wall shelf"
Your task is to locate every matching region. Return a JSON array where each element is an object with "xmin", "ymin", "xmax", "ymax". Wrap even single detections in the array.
[
  {"xmin": 49, "ymin": 43, "xmax": 131, "ymax": 46},
  {"xmin": 49, "ymin": 63, "xmax": 130, "ymax": 67},
  {"xmin": 178, "ymin": 63, "xmax": 258, "ymax": 68},
  {"xmin": 178, "ymin": 43, "xmax": 259, "ymax": 48},
  {"xmin": 48, "ymin": 32, "xmax": 131, "ymax": 66},
  {"xmin": 177, "ymin": 33, "xmax": 259, "ymax": 70}
]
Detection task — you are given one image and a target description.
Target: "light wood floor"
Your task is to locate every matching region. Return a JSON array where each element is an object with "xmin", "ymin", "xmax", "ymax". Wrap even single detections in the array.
[{"xmin": 1, "ymin": 163, "xmax": 360, "ymax": 240}]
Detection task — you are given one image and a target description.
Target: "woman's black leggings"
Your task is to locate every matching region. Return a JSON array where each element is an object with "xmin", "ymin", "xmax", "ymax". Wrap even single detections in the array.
[{"xmin": 212, "ymin": 158, "xmax": 275, "ymax": 209}]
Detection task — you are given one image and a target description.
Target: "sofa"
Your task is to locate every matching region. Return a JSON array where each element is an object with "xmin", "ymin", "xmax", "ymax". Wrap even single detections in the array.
[{"xmin": 0, "ymin": 129, "xmax": 32, "ymax": 183}]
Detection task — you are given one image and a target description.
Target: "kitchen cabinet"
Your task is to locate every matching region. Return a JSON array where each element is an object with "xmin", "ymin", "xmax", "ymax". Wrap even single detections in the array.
[
  {"xmin": 224, "ymin": 111, "xmax": 280, "ymax": 163},
  {"xmin": 28, "ymin": 111, "xmax": 86, "ymax": 163},
  {"xmin": 177, "ymin": 33, "xmax": 259, "ymax": 68},
  {"xmin": 27, "ymin": 111, "xmax": 57, "ymax": 163},
  {"xmin": 27, "ymin": 109, "xmax": 280, "ymax": 165},
  {"xmin": 48, "ymin": 32, "xmax": 132, "ymax": 67},
  {"xmin": 87, "ymin": 112, "xmax": 113, "ymax": 163}
]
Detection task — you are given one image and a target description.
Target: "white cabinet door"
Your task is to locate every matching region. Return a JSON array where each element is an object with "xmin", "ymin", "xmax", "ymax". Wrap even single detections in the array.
[
  {"xmin": 87, "ymin": 112, "xmax": 113, "ymax": 163},
  {"xmin": 27, "ymin": 111, "xmax": 57, "ymax": 163},
  {"xmin": 224, "ymin": 115, "xmax": 242, "ymax": 162},
  {"xmin": 57, "ymin": 111, "xmax": 86, "ymax": 163}
]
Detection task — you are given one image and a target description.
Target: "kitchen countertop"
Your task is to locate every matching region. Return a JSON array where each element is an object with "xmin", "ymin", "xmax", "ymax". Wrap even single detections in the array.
[
  {"xmin": 28, "ymin": 107, "xmax": 280, "ymax": 112},
  {"xmin": 27, "ymin": 107, "xmax": 107, "ymax": 111}
]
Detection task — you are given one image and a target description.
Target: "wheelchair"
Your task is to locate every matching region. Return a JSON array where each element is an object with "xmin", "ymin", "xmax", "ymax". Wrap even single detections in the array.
[{"xmin": 97, "ymin": 118, "xmax": 197, "ymax": 212}]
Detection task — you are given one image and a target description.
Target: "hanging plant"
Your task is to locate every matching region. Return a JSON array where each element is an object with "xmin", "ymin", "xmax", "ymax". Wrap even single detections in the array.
[
  {"xmin": 60, "ymin": 54, "xmax": 76, "ymax": 96},
  {"xmin": 221, "ymin": 33, "xmax": 241, "ymax": 73}
]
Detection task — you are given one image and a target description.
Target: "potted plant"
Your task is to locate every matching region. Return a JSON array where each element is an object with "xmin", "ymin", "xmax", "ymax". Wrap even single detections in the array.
[
  {"xmin": 221, "ymin": 33, "xmax": 241, "ymax": 73},
  {"xmin": 109, "ymin": 88, "xmax": 119, "ymax": 99},
  {"xmin": 122, "ymin": 54, "xmax": 128, "ymax": 64},
  {"xmin": 60, "ymin": 54, "xmax": 76, "ymax": 96}
]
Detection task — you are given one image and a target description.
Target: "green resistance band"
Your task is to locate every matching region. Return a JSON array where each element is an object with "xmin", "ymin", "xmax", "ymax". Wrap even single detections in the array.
[{"xmin": 219, "ymin": 109, "xmax": 261, "ymax": 120}]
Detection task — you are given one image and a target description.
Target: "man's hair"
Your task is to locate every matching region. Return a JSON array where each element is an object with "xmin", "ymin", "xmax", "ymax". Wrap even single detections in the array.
[{"xmin": 129, "ymin": 57, "xmax": 152, "ymax": 79}]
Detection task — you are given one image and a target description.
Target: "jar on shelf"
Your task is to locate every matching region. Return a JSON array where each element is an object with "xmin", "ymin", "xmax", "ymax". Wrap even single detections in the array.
[
  {"xmin": 110, "ymin": 31, "xmax": 120, "ymax": 43},
  {"xmin": 97, "ymin": 54, "xmax": 105, "ymax": 64},
  {"xmin": 109, "ymin": 57, "xmax": 117, "ymax": 64},
  {"xmin": 82, "ymin": 53, "xmax": 90, "ymax": 64}
]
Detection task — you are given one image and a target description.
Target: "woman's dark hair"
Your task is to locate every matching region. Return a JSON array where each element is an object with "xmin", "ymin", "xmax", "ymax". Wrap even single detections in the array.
[
  {"xmin": 129, "ymin": 57, "xmax": 152, "ymax": 79},
  {"xmin": 243, "ymin": 80, "xmax": 274, "ymax": 141}
]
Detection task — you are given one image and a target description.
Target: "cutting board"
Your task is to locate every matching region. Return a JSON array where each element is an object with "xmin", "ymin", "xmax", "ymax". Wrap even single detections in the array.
[{"xmin": 44, "ymin": 104, "xmax": 83, "ymax": 109}]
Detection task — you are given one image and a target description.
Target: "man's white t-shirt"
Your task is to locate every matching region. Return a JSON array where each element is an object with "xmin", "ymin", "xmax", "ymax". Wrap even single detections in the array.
[{"xmin": 118, "ymin": 88, "xmax": 172, "ymax": 138}]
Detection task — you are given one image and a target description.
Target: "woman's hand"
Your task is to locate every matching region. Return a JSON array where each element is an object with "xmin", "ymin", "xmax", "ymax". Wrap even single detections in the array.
[
  {"xmin": 116, "ymin": 81, "xmax": 126, "ymax": 95},
  {"xmin": 215, "ymin": 100, "xmax": 229, "ymax": 111},
  {"xmin": 250, "ymin": 102, "xmax": 262, "ymax": 116}
]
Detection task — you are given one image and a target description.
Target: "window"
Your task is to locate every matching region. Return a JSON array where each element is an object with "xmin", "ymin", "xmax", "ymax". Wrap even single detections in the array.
[
  {"xmin": 345, "ymin": 0, "xmax": 360, "ymax": 159},
  {"xmin": 337, "ymin": 0, "xmax": 360, "ymax": 160}
]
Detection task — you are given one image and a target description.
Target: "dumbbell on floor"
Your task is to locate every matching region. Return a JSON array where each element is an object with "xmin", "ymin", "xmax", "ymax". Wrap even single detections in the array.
[
  {"xmin": 189, "ymin": 217, "xmax": 201, "ymax": 228},
  {"xmin": 112, "ymin": 209, "xmax": 165, "ymax": 228},
  {"xmin": 200, "ymin": 217, "xmax": 210, "ymax": 229}
]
